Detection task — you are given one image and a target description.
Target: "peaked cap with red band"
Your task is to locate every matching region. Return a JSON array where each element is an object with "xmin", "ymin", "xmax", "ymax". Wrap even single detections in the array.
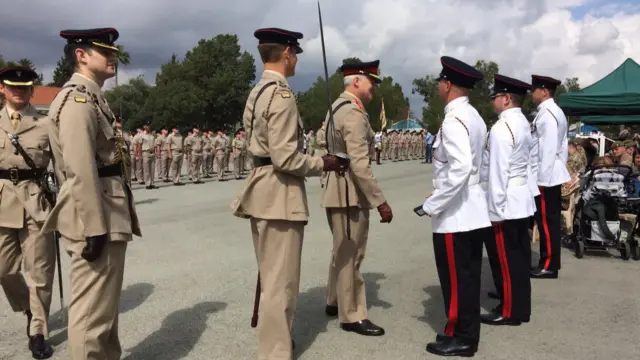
[
  {"xmin": 340, "ymin": 60, "xmax": 382, "ymax": 84},
  {"xmin": 437, "ymin": 56, "xmax": 483, "ymax": 89},
  {"xmin": 60, "ymin": 28, "xmax": 120, "ymax": 52},
  {"xmin": 0, "ymin": 66, "xmax": 38, "ymax": 86},
  {"xmin": 254, "ymin": 28, "xmax": 304, "ymax": 54},
  {"xmin": 531, "ymin": 74, "xmax": 561, "ymax": 91},
  {"xmin": 492, "ymin": 74, "xmax": 530, "ymax": 96}
]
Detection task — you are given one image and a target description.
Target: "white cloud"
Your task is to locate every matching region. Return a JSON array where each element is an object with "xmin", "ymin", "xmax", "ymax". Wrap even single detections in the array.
[{"xmin": 1, "ymin": 0, "xmax": 639, "ymax": 115}]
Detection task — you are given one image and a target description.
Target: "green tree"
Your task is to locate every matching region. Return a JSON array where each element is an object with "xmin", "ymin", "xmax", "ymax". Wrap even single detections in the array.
[
  {"xmin": 105, "ymin": 76, "xmax": 153, "ymax": 129},
  {"xmin": 114, "ymin": 44, "xmax": 131, "ymax": 87},
  {"xmin": 144, "ymin": 35, "xmax": 256, "ymax": 131},
  {"xmin": 48, "ymin": 56, "xmax": 74, "ymax": 87}
]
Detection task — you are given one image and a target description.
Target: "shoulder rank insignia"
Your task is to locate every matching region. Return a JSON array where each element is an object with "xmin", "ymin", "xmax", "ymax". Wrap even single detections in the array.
[
  {"xmin": 74, "ymin": 96, "xmax": 87, "ymax": 103},
  {"xmin": 281, "ymin": 91, "xmax": 291, "ymax": 98},
  {"xmin": 76, "ymin": 85, "xmax": 87, "ymax": 93}
]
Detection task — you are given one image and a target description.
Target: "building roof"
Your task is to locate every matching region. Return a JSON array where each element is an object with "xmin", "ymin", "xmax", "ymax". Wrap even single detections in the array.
[{"xmin": 32, "ymin": 86, "xmax": 61, "ymax": 106}]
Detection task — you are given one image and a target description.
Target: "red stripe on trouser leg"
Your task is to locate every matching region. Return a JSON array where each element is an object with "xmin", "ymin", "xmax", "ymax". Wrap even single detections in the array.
[
  {"xmin": 540, "ymin": 189, "xmax": 553, "ymax": 270},
  {"xmin": 495, "ymin": 224, "xmax": 512, "ymax": 318},
  {"xmin": 444, "ymin": 233, "xmax": 458, "ymax": 337}
]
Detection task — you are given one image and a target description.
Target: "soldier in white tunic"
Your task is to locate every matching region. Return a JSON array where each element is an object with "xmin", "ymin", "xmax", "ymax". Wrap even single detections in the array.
[
  {"xmin": 421, "ymin": 56, "xmax": 490, "ymax": 358},
  {"xmin": 529, "ymin": 75, "xmax": 570, "ymax": 279},
  {"xmin": 481, "ymin": 74, "xmax": 535, "ymax": 326}
]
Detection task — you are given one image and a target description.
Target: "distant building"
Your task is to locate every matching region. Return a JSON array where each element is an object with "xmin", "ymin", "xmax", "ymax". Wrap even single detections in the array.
[{"xmin": 31, "ymin": 86, "xmax": 61, "ymax": 115}]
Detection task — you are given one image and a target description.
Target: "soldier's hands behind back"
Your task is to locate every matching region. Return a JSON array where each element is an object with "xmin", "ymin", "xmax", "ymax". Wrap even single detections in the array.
[
  {"xmin": 82, "ymin": 234, "xmax": 109, "ymax": 262},
  {"xmin": 322, "ymin": 155, "xmax": 349, "ymax": 172},
  {"xmin": 377, "ymin": 202, "xmax": 393, "ymax": 223}
]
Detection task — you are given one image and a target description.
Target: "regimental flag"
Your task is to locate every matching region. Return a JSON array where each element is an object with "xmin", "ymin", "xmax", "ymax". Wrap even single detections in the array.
[{"xmin": 380, "ymin": 98, "xmax": 387, "ymax": 130}]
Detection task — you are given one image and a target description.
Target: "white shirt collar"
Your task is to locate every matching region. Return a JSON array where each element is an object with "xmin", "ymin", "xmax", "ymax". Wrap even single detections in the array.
[
  {"xmin": 445, "ymin": 96, "xmax": 469, "ymax": 113},
  {"xmin": 499, "ymin": 107, "xmax": 522, "ymax": 120},
  {"xmin": 537, "ymin": 98, "xmax": 555, "ymax": 111}
]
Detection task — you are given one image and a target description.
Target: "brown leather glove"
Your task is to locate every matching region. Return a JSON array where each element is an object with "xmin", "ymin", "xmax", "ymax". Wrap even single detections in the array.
[
  {"xmin": 377, "ymin": 202, "xmax": 393, "ymax": 223},
  {"xmin": 322, "ymin": 155, "xmax": 349, "ymax": 172}
]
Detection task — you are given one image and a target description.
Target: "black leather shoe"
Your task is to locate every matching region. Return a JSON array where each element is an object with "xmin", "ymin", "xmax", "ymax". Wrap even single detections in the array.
[
  {"xmin": 25, "ymin": 310, "xmax": 32, "ymax": 337},
  {"xmin": 488, "ymin": 291, "xmax": 501, "ymax": 300},
  {"xmin": 435, "ymin": 333, "xmax": 453, "ymax": 343},
  {"xmin": 530, "ymin": 268, "xmax": 558, "ymax": 279},
  {"xmin": 340, "ymin": 319, "xmax": 385, "ymax": 336},
  {"xmin": 325, "ymin": 305, "xmax": 338, "ymax": 317},
  {"xmin": 173, "ymin": 183, "xmax": 185, "ymax": 186},
  {"xmin": 292, "ymin": 340, "xmax": 295, "ymax": 350},
  {"xmin": 481, "ymin": 312, "xmax": 523, "ymax": 326},
  {"xmin": 426, "ymin": 337, "xmax": 477, "ymax": 357},
  {"xmin": 29, "ymin": 335, "xmax": 54, "ymax": 359},
  {"xmin": 194, "ymin": 181, "xmax": 204, "ymax": 184}
]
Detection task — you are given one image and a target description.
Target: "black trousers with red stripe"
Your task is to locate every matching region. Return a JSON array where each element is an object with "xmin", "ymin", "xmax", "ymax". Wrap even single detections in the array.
[
  {"xmin": 534, "ymin": 185, "xmax": 562, "ymax": 271},
  {"xmin": 483, "ymin": 219, "xmax": 532, "ymax": 320},
  {"xmin": 433, "ymin": 229, "xmax": 486, "ymax": 344}
]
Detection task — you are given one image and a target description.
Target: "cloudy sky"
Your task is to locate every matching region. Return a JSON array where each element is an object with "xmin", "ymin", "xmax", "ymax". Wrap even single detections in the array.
[{"xmin": 1, "ymin": 0, "xmax": 639, "ymax": 114}]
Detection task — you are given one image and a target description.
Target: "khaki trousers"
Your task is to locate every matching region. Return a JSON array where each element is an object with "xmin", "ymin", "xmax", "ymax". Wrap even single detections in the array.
[
  {"xmin": 65, "ymin": 238, "xmax": 127, "ymax": 360},
  {"xmin": 215, "ymin": 152, "xmax": 225, "ymax": 180},
  {"xmin": 130, "ymin": 152, "xmax": 137, "ymax": 179},
  {"xmin": 155, "ymin": 152, "xmax": 162, "ymax": 178},
  {"xmin": 142, "ymin": 152, "xmax": 155, "ymax": 186},
  {"xmin": 325, "ymin": 208, "xmax": 370, "ymax": 323},
  {"xmin": 161, "ymin": 151, "xmax": 170, "ymax": 180},
  {"xmin": 135, "ymin": 156, "xmax": 143, "ymax": 181},
  {"xmin": 233, "ymin": 152, "xmax": 242, "ymax": 178},
  {"xmin": 251, "ymin": 218, "xmax": 304, "ymax": 360},
  {"xmin": 191, "ymin": 152, "xmax": 203, "ymax": 182},
  {"xmin": 202, "ymin": 152, "xmax": 212, "ymax": 177},
  {"xmin": 0, "ymin": 217, "xmax": 55, "ymax": 336},
  {"xmin": 169, "ymin": 151, "xmax": 184, "ymax": 184}
]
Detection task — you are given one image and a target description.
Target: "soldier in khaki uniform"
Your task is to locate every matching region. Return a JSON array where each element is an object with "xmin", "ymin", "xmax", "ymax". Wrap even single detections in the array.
[
  {"xmin": 231, "ymin": 28, "xmax": 346, "ymax": 360},
  {"xmin": 186, "ymin": 128, "xmax": 204, "ymax": 184},
  {"xmin": 0, "ymin": 67, "xmax": 56, "ymax": 358},
  {"xmin": 132, "ymin": 128, "xmax": 143, "ymax": 183},
  {"xmin": 242, "ymin": 130, "xmax": 253, "ymax": 173},
  {"xmin": 321, "ymin": 61, "xmax": 393, "ymax": 336},
  {"xmin": 43, "ymin": 28, "xmax": 141, "ymax": 360},
  {"xmin": 135, "ymin": 125, "xmax": 157, "ymax": 189},
  {"xmin": 158, "ymin": 129, "xmax": 170, "ymax": 182},
  {"xmin": 202, "ymin": 131, "xmax": 213, "ymax": 178},
  {"xmin": 232, "ymin": 129, "xmax": 245, "ymax": 179},
  {"xmin": 213, "ymin": 129, "xmax": 228, "ymax": 181},
  {"xmin": 184, "ymin": 131, "xmax": 193, "ymax": 180},
  {"xmin": 207, "ymin": 131, "xmax": 215, "ymax": 175},
  {"xmin": 167, "ymin": 128, "xmax": 185, "ymax": 186}
]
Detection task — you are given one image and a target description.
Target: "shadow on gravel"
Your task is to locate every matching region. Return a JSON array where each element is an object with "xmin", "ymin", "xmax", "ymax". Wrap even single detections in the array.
[
  {"xmin": 135, "ymin": 198, "xmax": 159, "ymax": 205},
  {"xmin": 292, "ymin": 272, "xmax": 391, "ymax": 359},
  {"xmin": 48, "ymin": 283, "xmax": 156, "ymax": 346},
  {"xmin": 120, "ymin": 283, "xmax": 155, "ymax": 314},
  {"xmin": 416, "ymin": 260, "xmax": 497, "ymax": 336},
  {"xmin": 123, "ymin": 301, "xmax": 227, "ymax": 360}
]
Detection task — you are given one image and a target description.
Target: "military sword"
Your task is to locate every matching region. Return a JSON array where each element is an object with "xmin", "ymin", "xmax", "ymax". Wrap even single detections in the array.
[{"xmin": 318, "ymin": 0, "xmax": 352, "ymax": 241}]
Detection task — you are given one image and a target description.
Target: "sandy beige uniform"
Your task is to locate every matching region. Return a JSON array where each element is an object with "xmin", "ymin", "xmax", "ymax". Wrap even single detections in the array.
[
  {"xmin": 232, "ymin": 137, "xmax": 244, "ymax": 179},
  {"xmin": 231, "ymin": 70, "xmax": 324, "ymax": 360},
  {"xmin": 167, "ymin": 133, "xmax": 184, "ymax": 184},
  {"xmin": 158, "ymin": 134, "xmax": 170, "ymax": 181},
  {"xmin": 132, "ymin": 132, "xmax": 143, "ymax": 182},
  {"xmin": 0, "ymin": 105, "xmax": 55, "ymax": 337},
  {"xmin": 321, "ymin": 92, "xmax": 386, "ymax": 323},
  {"xmin": 136, "ymin": 132, "xmax": 155, "ymax": 187},
  {"xmin": 213, "ymin": 135, "xmax": 227, "ymax": 181},
  {"xmin": 202, "ymin": 135, "xmax": 212, "ymax": 177},
  {"xmin": 43, "ymin": 73, "xmax": 141, "ymax": 360},
  {"xmin": 187, "ymin": 134, "xmax": 204, "ymax": 182}
]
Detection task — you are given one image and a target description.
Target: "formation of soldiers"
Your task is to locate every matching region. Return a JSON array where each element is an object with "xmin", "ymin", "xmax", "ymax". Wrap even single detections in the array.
[
  {"xmin": 380, "ymin": 128, "xmax": 427, "ymax": 162},
  {"xmin": 123, "ymin": 126, "xmax": 251, "ymax": 188},
  {"xmin": 0, "ymin": 23, "xmax": 574, "ymax": 360}
]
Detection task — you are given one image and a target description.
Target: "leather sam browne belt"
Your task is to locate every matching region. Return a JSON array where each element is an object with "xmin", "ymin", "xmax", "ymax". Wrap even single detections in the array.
[
  {"xmin": 253, "ymin": 157, "xmax": 273, "ymax": 167},
  {"xmin": 0, "ymin": 167, "xmax": 45, "ymax": 185},
  {"xmin": 97, "ymin": 163, "xmax": 123, "ymax": 178}
]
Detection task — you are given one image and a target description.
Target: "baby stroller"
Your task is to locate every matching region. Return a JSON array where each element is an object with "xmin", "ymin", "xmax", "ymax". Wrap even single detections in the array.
[{"xmin": 570, "ymin": 165, "xmax": 638, "ymax": 260}]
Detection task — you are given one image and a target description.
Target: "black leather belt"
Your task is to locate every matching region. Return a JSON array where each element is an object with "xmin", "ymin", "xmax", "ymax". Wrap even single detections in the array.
[
  {"xmin": 253, "ymin": 157, "xmax": 273, "ymax": 167},
  {"xmin": 97, "ymin": 164, "xmax": 123, "ymax": 178},
  {"xmin": 0, "ymin": 168, "xmax": 45, "ymax": 184}
]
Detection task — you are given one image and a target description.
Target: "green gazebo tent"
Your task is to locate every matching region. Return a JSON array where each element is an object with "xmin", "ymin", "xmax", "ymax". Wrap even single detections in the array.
[
  {"xmin": 558, "ymin": 58, "xmax": 640, "ymax": 124},
  {"xmin": 389, "ymin": 119, "xmax": 424, "ymax": 130}
]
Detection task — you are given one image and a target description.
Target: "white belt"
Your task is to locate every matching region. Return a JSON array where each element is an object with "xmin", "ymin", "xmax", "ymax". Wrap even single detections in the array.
[
  {"xmin": 433, "ymin": 174, "xmax": 480, "ymax": 189},
  {"xmin": 479, "ymin": 177, "xmax": 527, "ymax": 191}
]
